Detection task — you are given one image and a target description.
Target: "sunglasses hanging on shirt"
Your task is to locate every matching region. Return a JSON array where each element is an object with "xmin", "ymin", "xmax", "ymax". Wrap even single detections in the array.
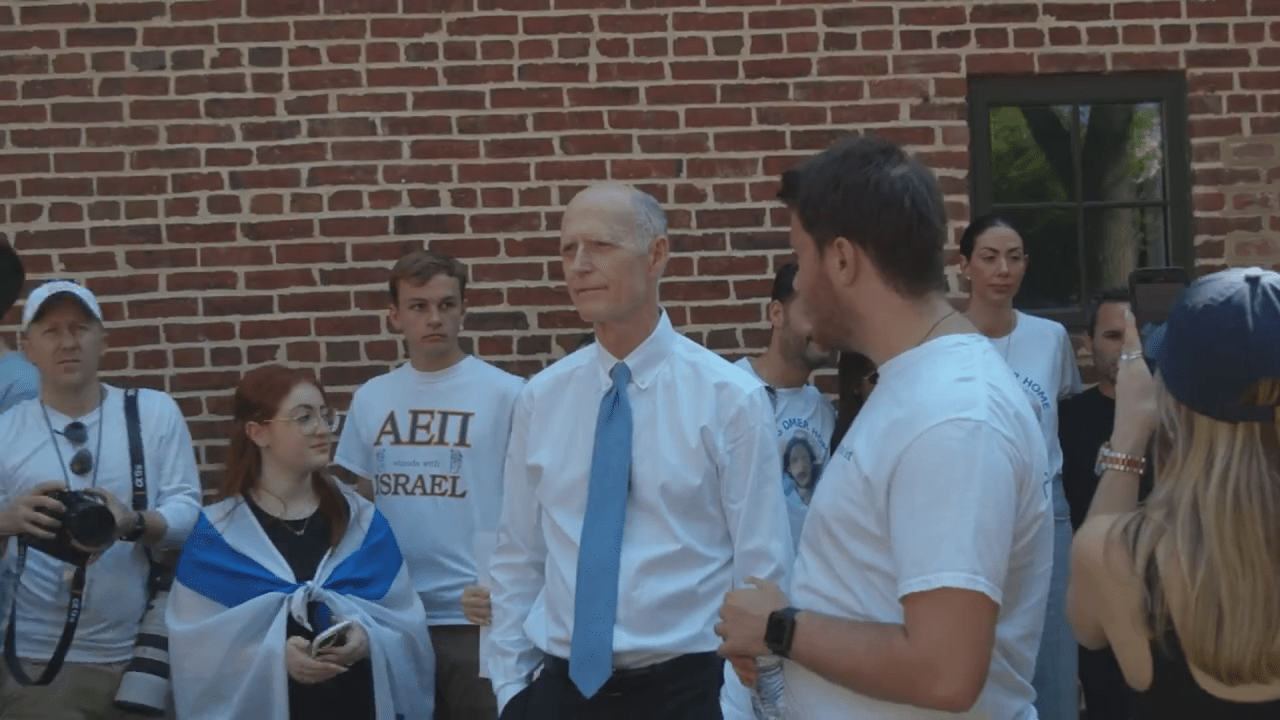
[{"xmin": 59, "ymin": 421, "xmax": 95, "ymax": 477}]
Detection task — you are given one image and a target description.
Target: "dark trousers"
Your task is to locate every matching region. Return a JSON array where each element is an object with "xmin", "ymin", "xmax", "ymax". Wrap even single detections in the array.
[
  {"xmin": 430, "ymin": 625, "xmax": 498, "ymax": 720},
  {"xmin": 1080, "ymin": 647, "xmax": 1137, "ymax": 720},
  {"xmin": 498, "ymin": 652, "xmax": 724, "ymax": 720}
]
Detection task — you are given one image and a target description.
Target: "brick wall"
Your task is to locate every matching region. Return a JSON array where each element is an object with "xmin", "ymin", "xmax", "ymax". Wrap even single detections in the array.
[{"xmin": 1, "ymin": 0, "xmax": 1278, "ymax": 481}]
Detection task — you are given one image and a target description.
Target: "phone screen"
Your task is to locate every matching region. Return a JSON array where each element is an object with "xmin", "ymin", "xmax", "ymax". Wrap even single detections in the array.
[{"xmin": 1133, "ymin": 281, "xmax": 1186, "ymax": 329}]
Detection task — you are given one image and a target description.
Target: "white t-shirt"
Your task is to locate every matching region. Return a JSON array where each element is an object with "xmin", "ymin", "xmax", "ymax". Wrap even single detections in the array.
[
  {"xmin": 0, "ymin": 385, "xmax": 202, "ymax": 663},
  {"xmin": 723, "ymin": 357, "xmax": 837, "ymax": 720},
  {"xmin": 786, "ymin": 334, "xmax": 1053, "ymax": 719},
  {"xmin": 991, "ymin": 311, "xmax": 1082, "ymax": 482},
  {"xmin": 334, "ymin": 356, "xmax": 524, "ymax": 624},
  {"xmin": 733, "ymin": 357, "xmax": 837, "ymax": 515}
]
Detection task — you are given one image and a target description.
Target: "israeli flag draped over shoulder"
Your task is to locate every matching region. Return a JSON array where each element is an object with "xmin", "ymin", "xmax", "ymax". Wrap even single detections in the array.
[{"xmin": 166, "ymin": 487, "xmax": 435, "ymax": 720}]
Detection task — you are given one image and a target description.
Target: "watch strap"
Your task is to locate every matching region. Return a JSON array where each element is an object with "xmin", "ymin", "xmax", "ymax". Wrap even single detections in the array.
[{"xmin": 121, "ymin": 511, "xmax": 146, "ymax": 542}]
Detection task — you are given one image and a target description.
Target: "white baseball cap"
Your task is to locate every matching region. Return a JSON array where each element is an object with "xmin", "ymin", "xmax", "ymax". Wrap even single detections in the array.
[{"xmin": 22, "ymin": 280, "xmax": 104, "ymax": 331}]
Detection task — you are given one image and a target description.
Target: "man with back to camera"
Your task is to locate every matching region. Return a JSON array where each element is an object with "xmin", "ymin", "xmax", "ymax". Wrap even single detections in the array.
[
  {"xmin": 0, "ymin": 279, "xmax": 202, "ymax": 718},
  {"xmin": 1059, "ymin": 287, "xmax": 1152, "ymax": 720},
  {"xmin": 715, "ymin": 136, "xmax": 1054, "ymax": 719},
  {"xmin": 0, "ymin": 240, "xmax": 39, "ymax": 413},
  {"xmin": 487, "ymin": 183, "xmax": 794, "ymax": 719},
  {"xmin": 333, "ymin": 249, "xmax": 524, "ymax": 720},
  {"xmin": 0, "ymin": 239, "xmax": 41, "ymax": 678},
  {"xmin": 721, "ymin": 261, "xmax": 836, "ymax": 718}
]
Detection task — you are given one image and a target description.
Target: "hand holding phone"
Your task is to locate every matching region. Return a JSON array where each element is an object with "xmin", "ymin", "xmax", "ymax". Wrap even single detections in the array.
[{"xmin": 310, "ymin": 620, "xmax": 354, "ymax": 658}]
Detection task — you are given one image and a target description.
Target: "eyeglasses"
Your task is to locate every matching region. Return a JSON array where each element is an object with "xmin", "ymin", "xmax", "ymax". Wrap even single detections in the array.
[
  {"xmin": 266, "ymin": 407, "xmax": 339, "ymax": 435},
  {"xmin": 60, "ymin": 421, "xmax": 94, "ymax": 476}
]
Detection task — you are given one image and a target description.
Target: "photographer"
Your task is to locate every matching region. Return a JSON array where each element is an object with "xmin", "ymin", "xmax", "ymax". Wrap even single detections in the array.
[{"xmin": 0, "ymin": 280, "xmax": 201, "ymax": 719}]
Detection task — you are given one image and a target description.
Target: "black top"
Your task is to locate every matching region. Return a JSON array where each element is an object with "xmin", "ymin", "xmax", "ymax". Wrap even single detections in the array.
[
  {"xmin": 246, "ymin": 496, "xmax": 375, "ymax": 720},
  {"xmin": 1135, "ymin": 557, "xmax": 1280, "ymax": 719},
  {"xmin": 1058, "ymin": 386, "xmax": 1154, "ymax": 531}
]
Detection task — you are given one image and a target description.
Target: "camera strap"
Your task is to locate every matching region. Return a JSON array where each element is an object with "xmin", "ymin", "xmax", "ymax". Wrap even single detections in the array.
[
  {"xmin": 3, "ymin": 542, "xmax": 85, "ymax": 686},
  {"xmin": 124, "ymin": 389, "xmax": 166, "ymax": 595},
  {"xmin": 1, "ymin": 388, "xmax": 151, "ymax": 686}
]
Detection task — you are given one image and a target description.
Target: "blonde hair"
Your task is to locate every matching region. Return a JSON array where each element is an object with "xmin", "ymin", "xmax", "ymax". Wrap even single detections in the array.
[{"xmin": 1125, "ymin": 377, "xmax": 1280, "ymax": 685}]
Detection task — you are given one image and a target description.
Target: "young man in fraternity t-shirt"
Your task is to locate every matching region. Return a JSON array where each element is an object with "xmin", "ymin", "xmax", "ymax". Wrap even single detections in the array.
[
  {"xmin": 714, "ymin": 137, "xmax": 1053, "ymax": 719},
  {"xmin": 334, "ymin": 250, "xmax": 524, "ymax": 720},
  {"xmin": 733, "ymin": 261, "xmax": 836, "ymax": 544},
  {"xmin": 723, "ymin": 261, "xmax": 836, "ymax": 720}
]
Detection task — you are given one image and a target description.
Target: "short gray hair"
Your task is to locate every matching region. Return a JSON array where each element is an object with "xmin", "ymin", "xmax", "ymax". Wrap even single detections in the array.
[{"xmin": 624, "ymin": 190, "xmax": 667, "ymax": 251}]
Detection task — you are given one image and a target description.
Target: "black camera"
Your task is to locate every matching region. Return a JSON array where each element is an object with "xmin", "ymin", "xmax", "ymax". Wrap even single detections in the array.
[{"xmin": 27, "ymin": 490, "xmax": 117, "ymax": 566}]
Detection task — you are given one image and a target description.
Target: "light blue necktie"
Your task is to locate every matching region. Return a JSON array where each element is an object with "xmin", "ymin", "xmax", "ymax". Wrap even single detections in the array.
[{"xmin": 569, "ymin": 362, "xmax": 633, "ymax": 698}]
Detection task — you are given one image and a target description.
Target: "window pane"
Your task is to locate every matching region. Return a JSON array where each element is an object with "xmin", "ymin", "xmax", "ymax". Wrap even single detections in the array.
[
  {"xmin": 1083, "ymin": 206, "xmax": 1168, "ymax": 293},
  {"xmin": 994, "ymin": 207, "xmax": 1080, "ymax": 310},
  {"xmin": 989, "ymin": 105, "xmax": 1075, "ymax": 204},
  {"xmin": 1079, "ymin": 102, "xmax": 1165, "ymax": 203}
]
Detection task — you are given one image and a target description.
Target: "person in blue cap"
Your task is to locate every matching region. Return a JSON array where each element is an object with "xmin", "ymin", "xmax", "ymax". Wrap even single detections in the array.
[{"xmin": 1067, "ymin": 266, "xmax": 1280, "ymax": 718}]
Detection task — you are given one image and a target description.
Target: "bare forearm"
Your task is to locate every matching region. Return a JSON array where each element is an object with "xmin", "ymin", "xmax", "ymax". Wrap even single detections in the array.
[{"xmin": 788, "ymin": 611, "xmax": 975, "ymax": 712}]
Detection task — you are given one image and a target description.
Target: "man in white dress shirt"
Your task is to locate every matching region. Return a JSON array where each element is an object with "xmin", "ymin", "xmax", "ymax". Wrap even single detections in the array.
[
  {"xmin": 488, "ymin": 183, "xmax": 794, "ymax": 719},
  {"xmin": 715, "ymin": 136, "xmax": 1053, "ymax": 719}
]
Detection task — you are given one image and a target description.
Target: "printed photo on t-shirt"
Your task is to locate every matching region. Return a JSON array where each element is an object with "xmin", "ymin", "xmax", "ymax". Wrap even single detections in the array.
[{"xmin": 784, "ymin": 430, "xmax": 823, "ymax": 504}]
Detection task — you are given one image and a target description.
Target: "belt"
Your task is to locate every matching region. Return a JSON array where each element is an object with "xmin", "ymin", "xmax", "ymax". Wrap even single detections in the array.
[{"xmin": 542, "ymin": 651, "xmax": 720, "ymax": 693}]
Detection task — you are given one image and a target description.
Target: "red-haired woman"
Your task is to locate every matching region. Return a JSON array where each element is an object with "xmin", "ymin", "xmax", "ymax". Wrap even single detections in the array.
[{"xmin": 166, "ymin": 364, "xmax": 435, "ymax": 720}]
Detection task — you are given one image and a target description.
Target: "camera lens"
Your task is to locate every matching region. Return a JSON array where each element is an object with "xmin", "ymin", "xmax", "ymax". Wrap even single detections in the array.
[{"xmin": 64, "ymin": 498, "xmax": 115, "ymax": 548}]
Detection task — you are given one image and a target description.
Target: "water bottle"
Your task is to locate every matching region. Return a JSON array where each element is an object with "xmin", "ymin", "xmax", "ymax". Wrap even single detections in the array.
[{"xmin": 749, "ymin": 655, "xmax": 788, "ymax": 720}]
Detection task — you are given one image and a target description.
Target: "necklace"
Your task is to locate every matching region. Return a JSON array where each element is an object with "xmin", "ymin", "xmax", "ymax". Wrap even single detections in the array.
[
  {"xmin": 280, "ymin": 513, "xmax": 313, "ymax": 537},
  {"xmin": 996, "ymin": 313, "xmax": 1018, "ymax": 361},
  {"xmin": 250, "ymin": 490, "xmax": 318, "ymax": 537},
  {"xmin": 40, "ymin": 384, "xmax": 106, "ymax": 490},
  {"xmin": 918, "ymin": 309, "xmax": 958, "ymax": 347}
]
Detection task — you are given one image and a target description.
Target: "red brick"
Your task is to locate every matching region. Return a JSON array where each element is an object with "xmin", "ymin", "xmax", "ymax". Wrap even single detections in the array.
[
  {"xmin": 892, "ymin": 54, "xmax": 962, "ymax": 75},
  {"xmin": 1186, "ymin": 0, "xmax": 1248, "ymax": 17},
  {"xmin": 966, "ymin": 52, "xmax": 1036, "ymax": 74},
  {"xmin": 637, "ymin": 133, "xmax": 709, "ymax": 154},
  {"xmin": 0, "ymin": 31, "xmax": 61, "ymax": 51},
  {"xmin": 1039, "ymin": 52, "xmax": 1107, "ymax": 73},
  {"xmin": 22, "ymin": 78, "xmax": 93, "ymax": 99},
  {"xmin": 52, "ymin": 102, "xmax": 124, "ymax": 123},
  {"xmin": 1122, "ymin": 25, "xmax": 1158, "ymax": 44},
  {"xmin": 67, "ymin": 28, "xmax": 137, "ymax": 47},
  {"xmin": 1186, "ymin": 48, "xmax": 1252, "ymax": 67},
  {"xmin": 822, "ymin": 5, "xmax": 894, "ymax": 27},
  {"xmin": 816, "ymin": 55, "xmax": 889, "ymax": 76},
  {"xmin": 11, "ymin": 128, "xmax": 81, "ymax": 147},
  {"xmin": 1160, "ymin": 24, "xmax": 1193, "ymax": 43},
  {"xmin": 97, "ymin": 2, "xmax": 167, "ymax": 22},
  {"xmin": 900, "ymin": 5, "xmax": 967, "ymax": 25},
  {"xmin": 748, "ymin": 9, "xmax": 815, "ymax": 29},
  {"xmin": 22, "ymin": 3, "xmax": 92, "ymax": 23},
  {"xmin": 142, "ymin": 26, "xmax": 215, "ymax": 46},
  {"xmin": 246, "ymin": 0, "xmax": 318, "ymax": 16}
]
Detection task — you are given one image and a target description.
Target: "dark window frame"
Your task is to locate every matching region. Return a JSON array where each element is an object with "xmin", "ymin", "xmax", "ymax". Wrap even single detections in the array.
[{"xmin": 967, "ymin": 72, "xmax": 1195, "ymax": 330}]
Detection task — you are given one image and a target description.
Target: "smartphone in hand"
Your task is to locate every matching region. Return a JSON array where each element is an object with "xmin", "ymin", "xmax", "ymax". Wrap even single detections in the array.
[
  {"xmin": 310, "ymin": 620, "xmax": 354, "ymax": 659},
  {"xmin": 1129, "ymin": 266, "xmax": 1190, "ymax": 331}
]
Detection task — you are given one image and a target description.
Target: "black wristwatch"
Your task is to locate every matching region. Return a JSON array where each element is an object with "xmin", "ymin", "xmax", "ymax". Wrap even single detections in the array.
[
  {"xmin": 120, "ymin": 511, "xmax": 146, "ymax": 542},
  {"xmin": 764, "ymin": 607, "xmax": 801, "ymax": 659}
]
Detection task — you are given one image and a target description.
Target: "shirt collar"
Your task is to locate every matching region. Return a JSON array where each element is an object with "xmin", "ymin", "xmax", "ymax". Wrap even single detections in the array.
[{"xmin": 593, "ymin": 309, "xmax": 675, "ymax": 392}]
